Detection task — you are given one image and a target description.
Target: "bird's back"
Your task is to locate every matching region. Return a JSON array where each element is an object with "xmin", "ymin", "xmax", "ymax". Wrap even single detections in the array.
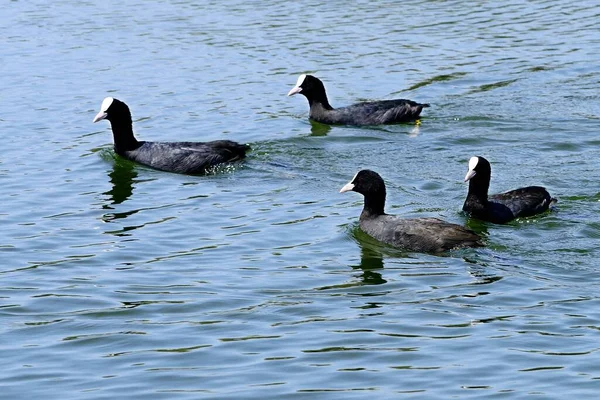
[
  {"xmin": 312, "ymin": 99, "xmax": 428, "ymax": 125},
  {"xmin": 489, "ymin": 186, "xmax": 555, "ymax": 218},
  {"xmin": 360, "ymin": 214, "xmax": 482, "ymax": 252},
  {"xmin": 124, "ymin": 140, "xmax": 249, "ymax": 174}
]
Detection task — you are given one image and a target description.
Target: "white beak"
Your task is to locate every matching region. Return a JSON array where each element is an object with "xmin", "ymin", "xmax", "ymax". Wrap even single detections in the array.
[
  {"xmin": 287, "ymin": 86, "xmax": 302, "ymax": 96},
  {"xmin": 464, "ymin": 170, "xmax": 476, "ymax": 182},
  {"xmin": 93, "ymin": 111, "xmax": 108, "ymax": 123},
  {"xmin": 339, "ymin": 182, "xmax": 354, "ymax": 193}
]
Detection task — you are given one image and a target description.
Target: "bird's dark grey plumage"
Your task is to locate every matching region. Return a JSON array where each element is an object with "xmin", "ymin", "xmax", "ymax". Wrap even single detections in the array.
[
  {"xmin": 288, "ymin": 74, "xmax": 429, "ymax": 125},
  {"xmin": 341, "ymin": 170, "xmax": 483, "ymax": 252},
  {"xmin": 463, "ymin": 156, "xmax": 556, "ymax": 224},
  {"xmin": 93, "ymin": 97, "xmax": 249, "ymax": 174}
]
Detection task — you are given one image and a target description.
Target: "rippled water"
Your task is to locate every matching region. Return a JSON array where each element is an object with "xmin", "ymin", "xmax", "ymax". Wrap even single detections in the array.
[{"xmin": 2, "ymin": 0, "xmax": 600, "ymax": 398}]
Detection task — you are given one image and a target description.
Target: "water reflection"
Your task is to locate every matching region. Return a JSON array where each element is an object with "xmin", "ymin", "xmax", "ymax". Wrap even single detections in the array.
[
  {"xmin": 309, "ymin": 121, "xmax": 332, "ymax": 136},
  {"xmin": 102, "ymin": 159, "xmax": 141, "ymax": 225},
  {"xmin": 462, "ymin": 216, "xmax": 494, "ymax": 250},
  {"xmin": 351, "ymin": 242, "xmax": 387, "ymax": 285},
  {"xmin": 348, "ymin": 226, "xmax": 404, "ymax": 286},
  {"xmin": 408, "ymin": 123, "xmax": 421, "ymax": 138},
  {"xmin": 104, "ymin": 159, "xmax": 138, "ymax": 205}
]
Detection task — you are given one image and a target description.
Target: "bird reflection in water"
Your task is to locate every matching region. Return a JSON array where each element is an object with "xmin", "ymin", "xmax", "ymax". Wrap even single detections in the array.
[
  {"xmin": 102, "ymin": 158, "xmax": 140, "ymax": 223},
  {"xmin": 309, "ymin": 120, "xmax": 332, "ymax": 136},
  {"xmin": 351, "ymin": 227, "xmax": 388, "ymax": 286},
  {"xmin": 105, "ymin": 158, "xmax": 137, "ymax": 205},
  {"xmin": 353, "ymin": 244, "xmax": 387, "ymax": 286}
]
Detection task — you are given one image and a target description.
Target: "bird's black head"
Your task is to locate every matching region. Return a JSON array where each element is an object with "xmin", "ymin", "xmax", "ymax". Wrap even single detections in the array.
[
  {"xmin": 464, "ymin": 156, "xmax": 492, "ymax": 183},
  {"xmin": 92, "ymin": 97, "xmax": 139, "ymax": 153},
  {"xmin": 92, "ymin": 97, "xmax": 131, "ymax": 124},
  {"xmin": 340, "ymin": 169, "xmax": 387, "ymax": 215},
  {"xmin": 340, "ymin": 169, "xmax": 386, "ymax": 196},
  {"xmin": 464, "ymin": 156, "xmax": 493, "ymax": 200},
  {"xmin": 287, "ymin": 74, "xmax": 331, "ymax": 108}
]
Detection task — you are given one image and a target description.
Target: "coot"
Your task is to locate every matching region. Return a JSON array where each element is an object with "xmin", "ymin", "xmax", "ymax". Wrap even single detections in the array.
[
  {"xmin": 341, "ymin": 169, "xmax": 483, "ymax": 252},
  {"xmin": 93, "ymin": 97, "xmax": 249, "ymax": 174},
  {"xmin": 288, "ymin": 74, "xmax": 429, "ymax": 125},
  {"xmin": 463, "ymin": 156, "xmax": 556, "ymax": 224}
]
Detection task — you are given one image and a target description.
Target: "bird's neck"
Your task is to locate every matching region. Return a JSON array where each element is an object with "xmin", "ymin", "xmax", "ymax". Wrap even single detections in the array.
[
  {"xmin": 361, "ymin": 193, "xmax": 386, "ymax": 218},
  {"xmin": 467, "ymin": 178, "xmax": 489, "ymax": 204},
  {"xmin": 109, "ymin": 118, "xmax": 140, "ymax": 154},
  {"xmin": 308, "ymin": 96, "xmax": 333, "ymax": 111},
  {"xmin": 308, "ymin": 101, "xmax": 335, "ymax": 122}
]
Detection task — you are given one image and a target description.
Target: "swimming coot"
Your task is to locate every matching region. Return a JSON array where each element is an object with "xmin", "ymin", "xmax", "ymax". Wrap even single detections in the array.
[
  {"xmin": 93, "ymin": 97, "xmax": 249, "ymax": 174},
  {"xmin": 288, "ymin": 74, "xmax": 429, "ymax": 125},
  {"xmin": 341, "ymin": 169, "xmax": 483, "ymax": 252},
  {"xmin": 463, "ymin": 156, "xmax": 556, "ymax": 224}
]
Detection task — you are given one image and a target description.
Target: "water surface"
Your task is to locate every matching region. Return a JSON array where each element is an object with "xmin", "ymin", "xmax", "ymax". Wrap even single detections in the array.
[{"xmin": 2, "ymin": 0, "xmax": 600, "ymax": 398}]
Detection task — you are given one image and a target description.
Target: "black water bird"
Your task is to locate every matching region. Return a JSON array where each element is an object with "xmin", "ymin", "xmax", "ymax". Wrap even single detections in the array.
[
  {"xmin": 341, "ymin": 170, "xmax": 483, "ymax": 252},
  {"xmin": 463, "ymin": 156, "xmax": 556, "ymax": 224},
  {"xmin": 93, "ymin": 97, "xmax": 249, "ymax": 174},
  {"xmin": 288, "ymin": 74, "xmax": 429, "ymax": 125}
]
